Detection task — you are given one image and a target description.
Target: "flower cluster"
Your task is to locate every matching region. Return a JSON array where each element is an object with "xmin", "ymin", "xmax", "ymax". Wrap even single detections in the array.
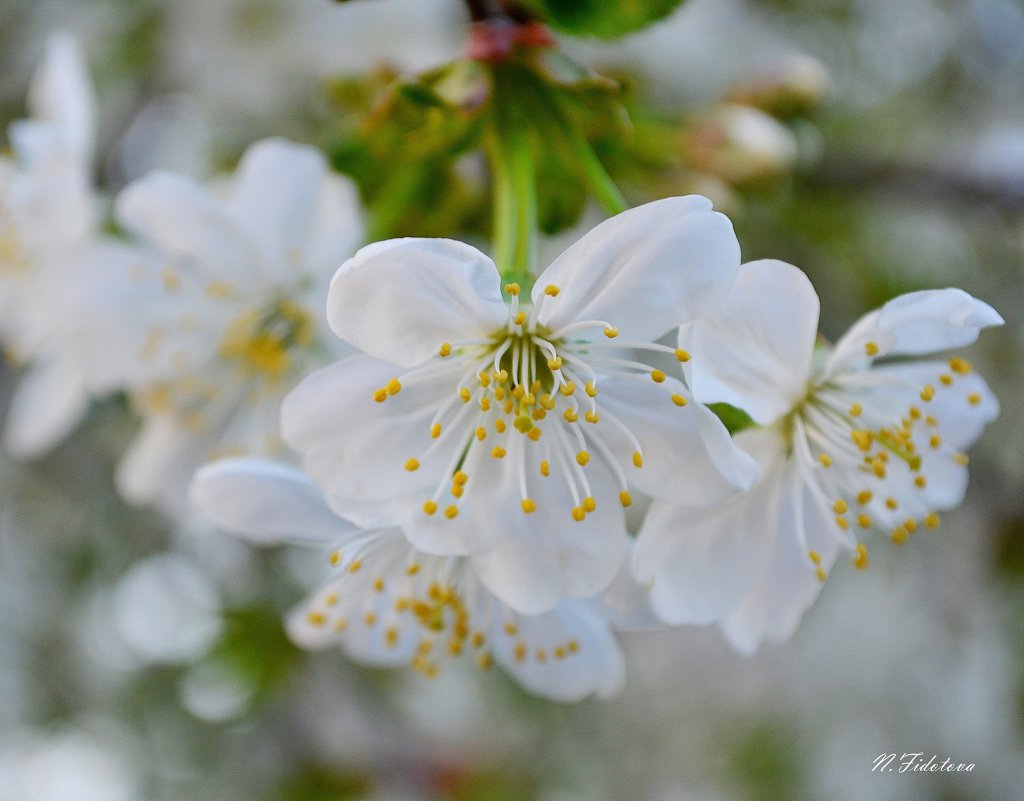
[{"xmin": 2, "ymin": 37, "xmax": 1003, "ymax": 702}]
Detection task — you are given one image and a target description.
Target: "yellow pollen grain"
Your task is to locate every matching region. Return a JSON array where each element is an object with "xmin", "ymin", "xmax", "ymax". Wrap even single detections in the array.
[
  {"xmin": 849, "ymin": 403, "xmax": 863, "ymax": 417},
  {"xmin": 891, "ymin": 527, "xmax": 908, "ymax": 544},
  {"xmin": 513, "ymin": 311, "xmax": 526, "ymax": 326},
  {"xmin": 505, "ymin": 282, "xmax": 520, "ymax": 296},
  {"xmin": 836, "ymin": 516, "xmax": 849, "ymax": 530},
  {"xmin": 940, "ymin": 374, "xmax": 953, "ymax": 386},
  {"xmin": 920, "ymin": 384, "xmax": 935, "ymax": 402},
  {"xmin": 347, "ymin": 560, "xmax": 363, "ymax": 573},
  {"xmin": 521, "ymin": 498, "xmax": 536, "ymax": 514},
  {"xmin": 914, "ymin": 475, "xmax": 927, "ymax": 489},
  {"xmin": 548, "ymin": 356, "xmax": 563, "ymax": 370},
  {"xmin": 857, "ymin": 490, "xmax": 873, "ymax": 505},
  {"xmin": 563, "ymin": 408, "xmax": 579, "ymax": 423},
  {"xmin": 929, "ymin": 434, "xmax": 942, "ymax": 449},
  {"xmin": 406, "ymin": 563, "xmax": 421, "ymax": 576},
  {"xmin": 858, "ymin": 513, "xmax": 872, "ymax": 528},
  {"xmin": 885, "ymin": 497, "xmax": 898, "ymax": 510},
  {"xmin": 633, "ymin": 451, "xmax": 644, "ymax": 468},
  {"xmin": 476, "ymin": 426, "xmax": 487, "ymax": 441},
  {"xmin": 423, "ymin": 500, "xmax": 438, "ymax": 515},
  {"xmin": 373, "ymin": 388, "xmax": 388, "ymax": 403},
  {"xmin": 854, "ymin": 544, "xmax": 869, "ymax": 570},
  {"xmin": 604, "ymin": 327, "xmax": 618, "ymax": 338},
  {"xmin": 459, "ymin": 387, "xmax": 471, "ymax": 403},
  {"xmin": 454, "ymin": 470, "xmax": 468, "ymax": 486},
  {"xmin": 851, "ymin": 430, "xmax": 873, "ymax": 451},
  {"xmin": 815, "ymin": 567, "xmax": 827, "ymax": 583},
  {"xmin": 540, "ymin": 460, "xmax": 550, "ymax": 477},
  {"xmin": 491, "ymin": 446, "xmax": 506, "ymax": 459},
  {"xmin": 329, "ymin": 551, "xmax": 342, "ymax": 566},
  {"xmin": 864, "ymin": 341, "xmax": 879, "ymax": 356},
  {"xmin": 619, "ymin": 491, "xmax": 632, "ymax": 508},
  {"xmin": 584, "ymin": 410, "xmax": 600, "ymax": 424},
  {"xmin": 585, "ymin": 382, "xmax": 597, "ymax": 397},
  {"xmin": 306, "ymin": 611, "xmax": 326, "ymax": 626},
  {"xmin": 925, "ymin": 512, "xmax": 940, "ymax": 529},
  {"xmin": 404, "ymin": 458, "xmax": 420, "ymax": 472},
  {"xmin": 675, "ymin": 349, "xmax": 691, "ymax": 362},
  {"xmin": 571, "ymin": 507, "xmax": 586, "ymax": 522},
  {"xmin": 430, "ymin": 423, "xmax": 442, "ymax": 439},
  {"xmin": 528, "ymin": 428, "xmax": 542, "ymax": 441},
  {"xmin": 495, "ymin": 419, "xmax": 507, "ymax": 433},
  {"xmin": 833, "ymin": 500, "xmax": 848, "ymax": 514},
  {"xmin": 671, "ymin": 394, "xmax": 688, "ymax": 407},
  {"xmin": 583, "ymin": 497, "xmax": 597, "ymax": 513},
  {"xmin": 480, "ymin": 397, "xmax": 491, "ymax": 411},
  {"xmin": 444, "ymin": 505, "xmax": 459, "ymax": 519},
  {"xmin": 576, "ymin": 450, "xmax": 590, "ymax": 466},
  {"xmin": 904, "ymin": 518, "xmax": 918, "ymax": 533},
  {"xmin": 872, "ymin": 459, "xmax": 886, "ymax": 478},
  {"xmin": 819, "ymin": 453, "xmax": 832, "ymax": 468},
  {"xmin": 949, "ymin": 357, "xmax": 971, "ymax": 374},
  {"xmin": 967, "ymin": 392, "xmax": 981, "ymax": 406},
  {"xmin": 387, "ymin": 378, "xmax": 402, "ymax": 395},
  {"xmin": 544, "ymin": 284, "xmax": 560, "ymax": 296},
  {"xmin": 450, "ymin": 484, "xmax": 464, "ymax": 498},
  {"xmin": 808, "ymin": 550, "xmax": 821, "ymax": 565},
  {"xmin": 650, "ymin": 369, "xmax": 666, "ymax": 383},
  {"xmin": 439, "ymin": 342, "xmax": 452, "ymax": 357},
  {"xmin": 560, "ymin": 382, "xmax": 576, "ymax": 396}
]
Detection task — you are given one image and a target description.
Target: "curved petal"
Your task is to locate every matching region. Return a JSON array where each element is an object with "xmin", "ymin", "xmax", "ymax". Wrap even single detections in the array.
[
  {"xmin": 826, "ymin": 289, "xmax": 1003, "ymax": 377},
  {"xmin": 595, "ymin": 375, "xmax": 758, "ymax": 504},
  {"xmin": 189, "ymin": 459, "xmax": 356, "ymax": 546},
  {"xmin": 281, "ymin": 355, "xmax": 462, "ymax": 517},
  {"xmin": 681, "ymin": 259, "xmax": 818, "ymax": 425},
  {"xmin": 22, "ymin": 34, "xmax": 95, "ymax": 160},
  {"xmin": 3, "ymin": 357, "xmax": 88, "ymax": 458},
  {"xmin": 634, "ymin": 428, "xmax": 784, "ymax": 626},
  {"xmin": 327, "ymin": 238, "xmax": 507, "ymax": 367},
  {"xmin": 225, "ymin": 138, "xmax": 327, "ymax": 272},
  {"xmin": 533, "ymin": 196, "xmax": 741, "ymax": 343}
]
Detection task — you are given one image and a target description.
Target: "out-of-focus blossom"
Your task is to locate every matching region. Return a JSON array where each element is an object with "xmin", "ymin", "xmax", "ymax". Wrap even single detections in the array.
[
  {"xmin": 282, "ymin": 196, "xmax": 757, "ymax": 615},
  {"xmin": 190, "ymin": 459, "xmax": 626, "ymax": 703},
  {"xmin": 74, "ymin": 137, "xmax": 364, "ymax": 515},
  {"xmin": 637, "ymin": 259, "xmax": 1002, "ymax": 652},
  {"xmin": 0, "ymin": 34, "xmax": 98, "ymax": 457},
  {"xmin": 686, "ymin": 103, "xmax": 799, "ymax": 186}
]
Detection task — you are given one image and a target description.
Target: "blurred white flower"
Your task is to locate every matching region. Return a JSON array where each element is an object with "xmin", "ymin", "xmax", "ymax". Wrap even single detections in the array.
[
  {"xmin": 74, "ymin": 137, "xmax": 364, "ymax": 515},
  {"xmin": 282, "ymin": 196, "xmax": 757, "ymax": 615},
  {"xmin": 636, "ymin": 259, "xmax": 1002, "ymax": 652},
  {"xmin": 190, "ymin": 458, "xmax": 625, "ymax": 703},
  {"xmin": 0, "ymin": 34, "xmax": 98, "ymax": 457}
]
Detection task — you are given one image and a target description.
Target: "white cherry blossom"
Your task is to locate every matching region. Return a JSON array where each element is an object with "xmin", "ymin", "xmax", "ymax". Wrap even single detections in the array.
[
  {"xmin": 74, "ymin": 138, "xmax": 364, "ymax": 514},
  {"xmin": 282, "ymin": 196, "xmax": 758, "ymax": 615},
  {"xmin": 0, "ymin": 34, "xmax": 98, "ymax": 456},
  {"xmin": 636, "ymin": 259, "xmax": 1002, "ymax": 652},
  {"xmin": 189, "ymin": 459, "xmax": 625, "ymax": 703}
]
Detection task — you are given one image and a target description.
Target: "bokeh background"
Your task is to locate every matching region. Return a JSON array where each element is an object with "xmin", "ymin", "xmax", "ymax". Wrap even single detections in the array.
[{"xmin": 1, "ymin": 1, "xmax": 1022, "ymax": 799}]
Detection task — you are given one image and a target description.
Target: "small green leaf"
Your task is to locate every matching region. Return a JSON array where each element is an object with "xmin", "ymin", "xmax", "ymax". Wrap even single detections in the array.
[
  {"xmin": 708, "ymin": 402, "xmax": 756, "ymax": 435},
  {"xmin": 522, "ymin": 0, "xmax": 687, "ymax": 39}
]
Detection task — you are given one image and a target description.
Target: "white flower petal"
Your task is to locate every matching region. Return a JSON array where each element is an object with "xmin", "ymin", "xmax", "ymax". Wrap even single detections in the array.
[
  {"xmin": 681, "ymin": 259, "xmax": 819, "ymax": 424},
  {"xmin": 533, "ymin": 196, "xmax": 741, "ymax": 342},
  {"xmin": 596, "ymin": 376, "xmax": 758, "ymax": 504},
  {"xmin": 3, "ymin": 357, "xmax": 88, "ymax": 458},
  {"xmin": 634, "ymin": 428, "xmax": 784, "ymax": 626},
  {"xmin": 189, "ymin": 459, "xmax": 356, "ymax": 546},
  {"xmin": 327, "ymin": 238, "xmax": 507, "ymax": 367}
]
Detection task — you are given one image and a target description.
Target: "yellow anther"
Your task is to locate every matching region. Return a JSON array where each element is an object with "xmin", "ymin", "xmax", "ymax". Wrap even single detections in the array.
[
  {"xmin": 563, "ymin": 408, "xmax": 579, "ymax": 423},
  {"xmin": 583, "ymin": 497, "xmax": 596, "ymax": 513},
  {"xmin": 544, "ymin": 284, "xmax": 560, "ymax": 296},
  {"xmin": 476, "ymin": 426, "xmax": 487, "ymax": 441},
  {"xmin": 364, "ymin": 612, "xmax": 377, "ymax": 626},
  {"xmin": 329, "ymin": 551, "xmax": 342, "ymax": 566},
  {"xmin": 576, "ymin": 450, "xmax": 590, "ymax": 466},
  {"xmin": 920, "ymin": 384, "xmax": 935, "ymax": 402},
  {"xmin": 532, "ymin": 408, "xmax": 546, "ymax": 420},
  {"xmin": 554, "ymin": 646, "xmax": 566, "ymax": 660},
  {"xmin": 385, "ymin": 627, "xmax": 399, "ymax": 648},
  {"xmin": 451, "ymin": 484, "xmax": 464, "ymax": 498},
  {"xmin": 453, "ymin": 470, "xmax": 468, "ymax": 486},
  {"xmin": 471, "ymin": 631, "xmax": 486, "ymax": 648},
  {"xmin": 480, "ymin": 397, "xmax": 491, "ymax": 411},
  {"xmin": 541, "ymin": 394, "xmax": 556, "ymax": 410},
  {"xmin": 504, "ymin": 282, "xmax": 520, "ymax": 296},
  {"xmin": 205, "ymin": 281, "xmax": 234, "ymax": 299},
  {"xmin": 924, "ymin": 512, "xmax": 940, "ymax": 529},
  {"xmin": 513, "ymin": 310, "xmax": 526, "ymax": 326},
  {"xmin": 459, "ymin": 387, "xmax": 471, "ymax": 403},
  {"xmin": 404, "ymin": 458, "xmax": 420, "ymax": 472},
  {"xmin": 514, "ymin": 642, "xmax": 527, "ymax": 662},
  {"xmin": 476, "ymin": 652, "xmax": 494, "ymax": 671},
  {"xmin": 815, "ymin": 567, "xmax": 827, "ymax": 583},
  {"xmin": 851, "ymin": 430, "xmax": 873, "ymax": 451},
  {"xmin": 536, "ymin": 649, "xmax": 548, "ymax": 663},
  {"xmin": 444, "ymin": 505, "xmax": 459, "ymax": 519},
  {"xmin": 528, "ymin": 428, "xmax": 541, "ymax": 441},
  {"xmin": 478, "ymin": 372, "xmax": 491, "ymax": 388},
  {"xmin": 334, "ymin": 618, "xmax": 348, "ymax": 632},
  {"xmin": 571, "ymin": 507, "xmax": 586, "ymax": 522},
  {"xmin": 808, "ymin": 550, "xmax": 821, "ymax": 565},
  {"xmin": 306, "ymin": 611, "xmax": 327, "ymax": 626},
  {"xmin": 675, "ymin": 349, "xmax": 691, "ymax": 362},
  {"xmin": 909, "ymin": 406, "xmax": 922, "ymax": 420},
  {"xmin": 423, "ymin": 500, "xmax": 438, "ymax": 515},
  {"xmin": 632, "ymin": 451, "xmax": 643, "ymax": 468},
  {"xmin": 967, "ymin": 392, "xmax": 981, "ymax": 406},
  {"xmin": 491, "ymin": 446, "xmax": 506, "ymax": 459},
  {"xmin": 584, "ymin": 410, "xmax": 600, "ymax": 424},
  {"xmin": 833, "ymin": 500, "xmax": 848, "ymax": 514},
  {"xmin": 540, "ymin": 460, "xmax": 550, "ymax": 477},
  {"xmin": 857, "ymin": 513, "xmax": 872, "ymax": 529},
  {"xmin": 856, "ymin": 490, "xmax": 873, "ymax": 505},
  {"xmin": 864, "ymin": 341, "xmax": 879, "ymax": 356},
  {"xmin": 853, "ymin": 544, "xmax": 869, "ymax": 570},
  {"xmin": 406, "ymin": 563, "xmax": 421, "ymax": 576},
  {"xmin": 914, "ymin": 475, "xmax": 927, "ymax": 489},
  {"xmin": 849, "ymin": 402, "xmax": 863, "ymax": 417},
  {"xmin": 439, "ymin": 342, "xmax": 452, "ymax": 357},
  {"xmin": 386, "ymin": 378, "xmax": 402, "ymax": 395},
  {"xmin": 504, "ymin": 622, "xmax": 518, "ymax": 636},
  {"xmin": 521, "ymin": 498, "xmax": 536, "ymax": 514},
  {"xmin": 671, "ymin": 394, "xmax": 688, "ymax": 407},
  {"xmin": 949, "ymin": 357, "xmax": 971, "ymax": 374},
  {"xmin": 494, "ymin": 386, "xmax": 506, "ymax": 401},
  {"xmin": 373, "ymin": 577, "xmax": 385, "ymax": 592},
  {"xmin": 871, "ymin": 459, "xmax": 886, "ymax": 478},
  {"xmin": 929, "ymin": 434, "xmax": 942, "ymax": 449},
  {"xmin": 345, "ymin": 560, "xmax": 363, "ymax": 574},
  {"xmin": 650, "ymin": 369, "xmax": 666, "ymax": 383},
  {"xmin": 585, "ymin": 381, "xmax": 597, "ymax": 397},
  {"xmin": 514, "ymin": 415, "xmax": 535, "ymax": 433},
  {"xmin": 373, "ymin": 388, "xmax": 388, "ymax": 403},
  {"xmin": 619, "ymin": 491, "xmax": 632, "ymax": 508},
  {"xmin": 547, "ymin": 356, "xmax": 563, "ymax": 370},
  {"xmin": 430, "ymin": 423, "xmax": 442, "ymax": 439},
  {"xmin": 939, "ymin": 374, "xmax": 953, "ymax": 386},
  {"xmin": 885, "ymin": 497, "xmax": 898, "ymax": 510},
  {"xmin": 891, "ymin": 527, "xmax": 908, "ymax": 544},
  {"xmin": 836, "ymin": 517, "xmax": 849, "ymax": 530},
  {"xmin": 494, "ymin": 369, "xmax": 509, "ymax": 383},
  {"xmin": 904, "ymin": 518, "xmax": 918, "ymax": 533},
  {"xmin": 559, "ymin": 382, "xmax": 576, "ymax": 396},
  {"xmin": 955, "ymin": 453, "xmax": 969, "ymax": 466},
  {"xmin": 495, "ymin": 420, "xmax": 507, "ymax": 435},
  {"xmin": 604, "ymin": 327, "xmax": 618, "ymax": 338},
  {"xmin": 567, "ymin": 639, "xmax": 579, "ymax": 654},
  {"xmin": 819, "ymin": 453, "xmax": 832, "ymax": 468}
]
